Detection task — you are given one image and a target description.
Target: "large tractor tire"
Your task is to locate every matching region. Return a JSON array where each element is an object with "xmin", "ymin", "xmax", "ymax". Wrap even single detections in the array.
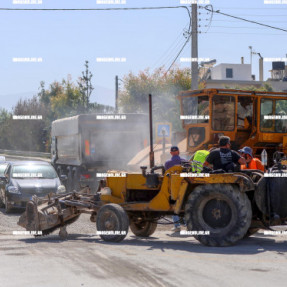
[
  {"xmin": 130, "ymin": 220, "xmax": 157, "ymax": 237},
  {"xmin": 185, "ymin": 184, "xmax": 252, "ymax": 247},
  {"xmin": 96, "ymin": 204, "xmax": 129, "ymax": 242},
  {"xmin": 0, "ymin": 189, "xmax": 5, "ymax": 208}
]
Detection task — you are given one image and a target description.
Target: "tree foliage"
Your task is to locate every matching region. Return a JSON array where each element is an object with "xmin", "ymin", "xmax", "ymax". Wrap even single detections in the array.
[
  {"xmin": 119, "ymin": 66, "xmax": 194, "ymax": 131},
  {"xmin": 0, "ymin": 61, "xmax": 113, "ymax": 152}
]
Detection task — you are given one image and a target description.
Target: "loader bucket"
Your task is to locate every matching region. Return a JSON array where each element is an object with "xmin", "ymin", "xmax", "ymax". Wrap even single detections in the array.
[{"xmin": 18, "ymin": 195, "xmax": 81, "ymax": 235}]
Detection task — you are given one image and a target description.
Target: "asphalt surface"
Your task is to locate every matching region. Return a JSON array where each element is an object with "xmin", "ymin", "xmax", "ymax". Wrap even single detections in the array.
[{"xmin": 1, "ymin": 208, "xmax": 287, "ymax": 287}]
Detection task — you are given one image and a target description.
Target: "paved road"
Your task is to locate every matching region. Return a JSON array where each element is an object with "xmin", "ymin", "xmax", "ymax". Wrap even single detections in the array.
[{"xmin": 1, "ymin": 209, "xmax": 287, "ymax": 287}]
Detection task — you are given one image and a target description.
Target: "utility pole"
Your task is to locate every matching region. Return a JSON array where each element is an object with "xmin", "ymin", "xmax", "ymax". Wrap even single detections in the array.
[
  {"xmin": 249, "ymin": 46, "xmax": 254, "ymax": 78},
  {"xmin": 115, "ymin": 75, "xmax": 118, "ymax": 113},
  {"xmin": 258, "ymin": 53, "xmax": 264, "ymax": 82},
  {"xmin": 191, "ymin": 4, "xmax": 198, "ymax": 90}
]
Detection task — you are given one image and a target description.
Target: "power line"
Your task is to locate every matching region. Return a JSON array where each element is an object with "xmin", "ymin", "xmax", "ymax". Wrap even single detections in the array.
[
  {"xmin": 212, "ymin": 20, "xmax": 287, "ymax": 23},
  {"xmin": 0, "ymin": 6, "xmax": 191, "ymax": 19},
  {"xmin": 203, "ymin": 5, "xmax": 287, "ymax": 33},
  {"xmin": 165, "ymin": 36, "xmax": 190, "ymax": 74},
  {"xmin": 0, "ymin": 5, "xmax": 193, "ymax": 75},
  {"xmin": 211, "ymin": 7, "xmax": 287, "ymax": 10},
  {"xmin": 200, "ymin": 11, "xmax": 287, "ymax": 17},
  {"xmin": 152, "ymin": 23, "xmax": 190, "ymax": 69},
  {"xmin": 202, "ymin": 31, "xmax": 287, "ymax": 35},
  {"xmin": 209, "ymin": 25, "xmax": 286, "ymax": 29},
  {"xmin": 213, "ymin": 14, "xmax": 287, "ymax": 17}
]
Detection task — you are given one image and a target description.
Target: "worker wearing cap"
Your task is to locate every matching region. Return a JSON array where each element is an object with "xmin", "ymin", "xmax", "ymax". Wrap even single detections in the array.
[
  {"xmin": 164, "ymin": 146, "xmax": 187, "ymax": 171},
  {"xmin": 239, "ymin": 146, "xmax": 265, "ymax": 172},
  {"xmin": 164, "ymin": 146, "xmax": 187, "ymax": 232}
]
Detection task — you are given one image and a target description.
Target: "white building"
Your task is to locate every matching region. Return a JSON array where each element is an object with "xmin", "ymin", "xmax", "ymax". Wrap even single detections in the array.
[
  {"xmin": 203, "ymin": 62, "xmax": 287, "ymax": 92},
  {"xmin": 210, "ymin": 63, "xmax": 252, "ymax": 81}
]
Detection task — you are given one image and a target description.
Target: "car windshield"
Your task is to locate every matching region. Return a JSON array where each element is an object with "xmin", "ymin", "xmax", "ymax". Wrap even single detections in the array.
[
  {"xmin": 11, "ymin": 164, "xmax": 57, "ymax": 179},
  {"xmin": 0, "ymin": 163, "xmax": 8, "ymax": 177}
]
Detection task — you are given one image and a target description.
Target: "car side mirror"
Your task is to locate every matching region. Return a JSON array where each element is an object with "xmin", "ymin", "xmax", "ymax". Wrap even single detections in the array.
[{"xmin": 60, "ymin": 175, "xmax": 68, "ymax": 182}]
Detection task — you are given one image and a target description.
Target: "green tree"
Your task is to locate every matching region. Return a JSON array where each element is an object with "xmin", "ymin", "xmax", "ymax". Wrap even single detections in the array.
[
  {"xmin": 7, "ymin": 96, "xmax": 48, "ymax": 151},
  {"xmin": 0, "ymin": 108, "xmax": 12, "ymax": 148},
  {"xmin": 119, "ymin": 66, "xmax": 194, "ymax": 131},
  {"xmin": 39, "ymin": 76, "xmax": 84, "ymax": 121},
  {"xmin": 78, "ymin": 60, "xmax": 94, "ymax": 112}
]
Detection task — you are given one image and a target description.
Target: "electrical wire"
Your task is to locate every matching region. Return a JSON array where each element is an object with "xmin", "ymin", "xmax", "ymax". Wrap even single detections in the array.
[
  {"xmin": 198, "ymin": 4, "xmax": 213, "ymax": 33},
  {"xmin": 0, "ymin": 5, "xmax": 194, "ymax": 76},
  {"xmin": 209, "ymin": 26, "xmax": 284, "ymax": 29},
  {"xmin": 202, "ymin": 5, "xmax": 287, "ymax": 33},
  {"xmin": 152, "ymin": 22, "xmax": 190, "ymax": 69},
  {"xmin": 165, "ymin": 35, "xmax": 190, "ymax": 74},
  {"xmin": 154, "ymin": 37, "xmax": 188, "ymax": 70},
  {"xmin": 212, "ymin": 20, "xmax": 287, "ymax": 23},
  {"xmin": 212, "ymin": 7, "xmax": 287, "ymax": 10},
  {"xmin": 0, "ymin": 6, "xmax": 191, "ymax": 19},
  {"xmin": 202, "ymin": 31, "xmax": 287, "ymax": 35}
]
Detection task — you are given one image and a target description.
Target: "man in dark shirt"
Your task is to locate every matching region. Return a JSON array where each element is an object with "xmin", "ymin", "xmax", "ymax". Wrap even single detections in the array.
[
  {"xmin": 204, "ymin": 136, "xmax": 245, "ymax": 172},
  {"xmin": 164, "ymin": 146, "xmax": 187, "ymax": 170}
]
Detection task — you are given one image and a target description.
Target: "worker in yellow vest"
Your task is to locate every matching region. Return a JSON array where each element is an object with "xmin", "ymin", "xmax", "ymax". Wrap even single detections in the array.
[{"xmin": 190, "ymin": 150, "xmax": 210, "ymax": 173}]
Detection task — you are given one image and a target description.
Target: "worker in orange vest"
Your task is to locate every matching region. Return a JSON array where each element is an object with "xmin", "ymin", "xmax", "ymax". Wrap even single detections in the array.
[{"xmin": 239, "ymin": 146, "xmax": 265, "ymax": 172}]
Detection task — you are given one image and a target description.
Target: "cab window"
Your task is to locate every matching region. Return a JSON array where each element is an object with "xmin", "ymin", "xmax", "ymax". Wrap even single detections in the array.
[
  {"xmin": 182, "ymin": 96, "xmax": 209, "ymax": 125},
  {"xmin": 212, "ymin": 95, "xmax": 235, "ymax": 131},
  {"xmin": 260, "ymin": 99, "xmax": 287, "ymax": 133},
  {"xmin": 237, "ymin": 97, "xmax": 253, "ymax": 129}
]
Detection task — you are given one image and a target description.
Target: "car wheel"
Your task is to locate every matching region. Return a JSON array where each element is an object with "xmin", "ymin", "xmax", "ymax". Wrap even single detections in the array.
[
  {"xmin": 0, "ymin": 189, "xmax": 5, "ymax": 208},
  {"xmin": 5, "ymin": 195, "xmax": 12, "ymax": 213}
]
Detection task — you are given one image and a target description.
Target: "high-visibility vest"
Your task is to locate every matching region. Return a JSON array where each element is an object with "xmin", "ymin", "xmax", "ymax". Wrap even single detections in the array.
[
  {"xmin": 191, "ymin": 150, "xmax": 210, "ymax": 173},
  {"xmin": 241, "ymin": 158, "xmax": 265, "ymax": 171}
]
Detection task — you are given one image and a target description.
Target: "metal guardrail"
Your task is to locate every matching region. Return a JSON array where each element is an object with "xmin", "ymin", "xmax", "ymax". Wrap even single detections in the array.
[{"xmin": 0, "ymin": 149, "xmax": 50, "ymax": 158}]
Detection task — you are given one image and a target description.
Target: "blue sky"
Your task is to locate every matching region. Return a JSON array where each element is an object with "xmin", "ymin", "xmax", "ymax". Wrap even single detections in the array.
[{"xmin": 0, "ymin": 0, "xmax": 286, "ymax": 111}]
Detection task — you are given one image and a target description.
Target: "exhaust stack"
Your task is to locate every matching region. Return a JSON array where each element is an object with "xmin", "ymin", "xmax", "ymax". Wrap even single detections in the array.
[{"xmin": 149, "ymin": 94, "xmax": 154, "ymax": 168}]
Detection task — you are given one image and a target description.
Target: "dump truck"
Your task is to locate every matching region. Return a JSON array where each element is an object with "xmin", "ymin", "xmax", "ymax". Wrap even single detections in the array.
[
  {"xmin": 51, "ymin": 114, "xmax": 148, "ymax": 193},
  {"xmin": 18, "ymin": 93, "xmax": 287, "ymax": 247}
]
